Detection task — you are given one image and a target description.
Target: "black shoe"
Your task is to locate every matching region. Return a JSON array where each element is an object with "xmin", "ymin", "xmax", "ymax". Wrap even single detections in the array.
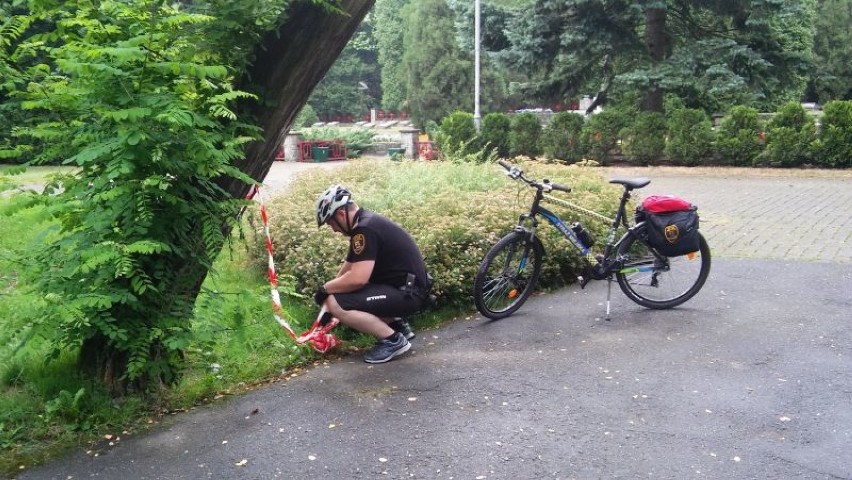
[
  {"xmin": 364, "ymin": 332, "xmax": 411, "ymax": 364},
  {"xmin": 390, "ymin": 318, "xmax": 416, "ymax": 340}
]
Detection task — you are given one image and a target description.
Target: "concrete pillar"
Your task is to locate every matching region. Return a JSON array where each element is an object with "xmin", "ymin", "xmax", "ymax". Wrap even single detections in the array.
[
  {"xmin": 399, "ymin": 128, "xmax": 420, "ymax": 159},
  {"xmin": 370, "ymin": 108, "xmax": 377, "ymax": 124},
  {"xmin": 283, "ymin": 131, "xmax": 302, "ymax": 162}
]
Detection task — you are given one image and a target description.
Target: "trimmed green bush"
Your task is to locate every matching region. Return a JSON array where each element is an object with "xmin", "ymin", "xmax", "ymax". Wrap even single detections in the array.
[
  {"xmin": 760, "ymin": 102, "xmax": 816, "ymax": 167},
  {"xmin": 258, "ymin": 159, "xmax": 621, "ymax": 309},
  {"xmin": 294, "ymin": 104, "xmax": 320, "ymax": 128},
  {"xmin": 509, "ymin": 113, "xmax": 542, "ymax": 157},
  {"xmin": 665, "ymin": 108, "xmax": 715, "ymax": 166},
  {"xmin": 580, "ymin": 108, "xmax": 633, "ymax": 165},
  {"xmin": 541, "ymin": 112, "xmax": 586, "ymax": 163},
  {"xmin": 817, "ymin": 100, "xmax": 852, "ymax": 168},
  {"xmin": 715, "ymin": 106, "xmax": 764, "ymax": 166},
  {"xmin": 621, "ymin": 111, "xmax": 666, "ymax": 164},
  {"xmin": 480, "ymin": 112, "xmax": 512, "ymax": 158},
  {"xmin": 437, "ymin": 111, "xmax": 479, "ymax": 155}
]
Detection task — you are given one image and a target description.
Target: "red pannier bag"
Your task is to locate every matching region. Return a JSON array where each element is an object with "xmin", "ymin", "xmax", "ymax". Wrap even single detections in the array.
[{"xmin": 636, "ymin": 195, "xmax": 700, "ymax": 257}]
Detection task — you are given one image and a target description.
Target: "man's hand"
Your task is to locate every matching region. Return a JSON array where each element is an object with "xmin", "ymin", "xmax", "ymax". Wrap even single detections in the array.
[
  {"xmin": 318, "ymin": 310, "xmax": 334, "ymax": 326},
  {"xmin": 314, "ymin": 285, "xmax": 329, "ymax": 306}
]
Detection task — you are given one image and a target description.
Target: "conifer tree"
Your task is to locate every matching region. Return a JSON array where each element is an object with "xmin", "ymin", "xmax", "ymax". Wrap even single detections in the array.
[
  {"xmin": 401, "ymin": 0, "xmax": 473, "ymax": 127},
  {"xmin": 501, "ymin": 0, "xmax": 816, "ymax": 113}
]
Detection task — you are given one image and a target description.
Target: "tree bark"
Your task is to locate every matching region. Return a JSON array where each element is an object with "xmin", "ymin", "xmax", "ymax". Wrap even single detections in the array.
[
  {"xmin": 642, "ymin": 7, "xmax": 668, "ymax": 112},
  {"xmin": 201, "ymin": 0, "xmax": 374, "ymax": 293}
]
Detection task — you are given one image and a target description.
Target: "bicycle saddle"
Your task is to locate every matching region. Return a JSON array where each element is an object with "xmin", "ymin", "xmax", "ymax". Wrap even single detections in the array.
[{"xmin": 609, "ymin": 177, "xmax": 651, "ymax": 190}]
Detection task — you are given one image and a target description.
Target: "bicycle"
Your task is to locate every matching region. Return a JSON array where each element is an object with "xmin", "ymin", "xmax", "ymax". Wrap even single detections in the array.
[{"xmin": 472, "ymin": 160, "xmax": 711, "ymax": 320}]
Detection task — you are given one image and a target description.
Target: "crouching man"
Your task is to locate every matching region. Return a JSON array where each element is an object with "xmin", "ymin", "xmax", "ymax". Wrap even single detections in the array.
[{"xmin": 313, "ymin": 185, "xmax": 431, "ymax": 363}]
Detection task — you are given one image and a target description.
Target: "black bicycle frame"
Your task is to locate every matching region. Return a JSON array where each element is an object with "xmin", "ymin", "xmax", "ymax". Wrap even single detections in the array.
[{"xmin": 518, "ymin": 182, "xmax": 648, "ymax": 277}]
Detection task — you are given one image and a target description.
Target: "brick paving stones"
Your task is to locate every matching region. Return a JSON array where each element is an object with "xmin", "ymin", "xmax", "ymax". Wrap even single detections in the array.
[{"xmin": 605, "ymin": 168, "xmax": 852, "ymax": 263}]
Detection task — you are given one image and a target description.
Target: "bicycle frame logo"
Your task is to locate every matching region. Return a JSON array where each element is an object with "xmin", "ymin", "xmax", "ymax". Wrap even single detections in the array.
[{"xmin": 537, "ymin": 206, "xmax": 590, "ymax": 255}]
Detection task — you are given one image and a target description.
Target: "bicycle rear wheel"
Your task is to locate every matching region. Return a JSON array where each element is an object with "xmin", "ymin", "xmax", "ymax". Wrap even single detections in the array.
[
  {"xmin": 615, "ymin": 231, "xmax": 711, "ymax": 309},
  {"xmin": 473, "ymin": 231, "xmax": 544, "ymax": 319}
]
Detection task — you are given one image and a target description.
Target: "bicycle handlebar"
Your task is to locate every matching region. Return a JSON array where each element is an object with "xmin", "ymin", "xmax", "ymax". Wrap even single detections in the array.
[{"xmin": 496, "ymin": 160, "xmax": 571, "ymax": 193}]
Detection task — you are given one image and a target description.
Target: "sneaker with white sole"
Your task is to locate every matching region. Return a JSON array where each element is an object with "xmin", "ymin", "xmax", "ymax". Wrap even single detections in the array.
[
  {"xmin": 363, "ymin": 332, "xmax": 411, "ymax": 364},
  {"xmin": 390, "ymin": 318, "xmax": 416, "ymax": 340}
]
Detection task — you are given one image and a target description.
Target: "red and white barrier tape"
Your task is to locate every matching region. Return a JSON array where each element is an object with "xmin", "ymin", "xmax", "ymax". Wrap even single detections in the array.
[{"xmin": 248, "ymin": 185, "xmax": 340, "ymax": 353}]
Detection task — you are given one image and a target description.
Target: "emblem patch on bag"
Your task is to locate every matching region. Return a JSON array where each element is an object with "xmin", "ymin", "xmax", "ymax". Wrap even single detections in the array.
[
  {"xmin": 352, "ymin": 233, "xmax": 366, "ymax": 254},
  {"xmin": 664, "ymin": 224, "xmax": 680, "ymax": 244}
]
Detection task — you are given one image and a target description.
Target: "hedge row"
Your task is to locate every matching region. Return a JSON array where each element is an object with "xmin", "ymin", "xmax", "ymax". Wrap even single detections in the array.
[
  {"xmin": 256, "ymin": 159, "xmax": 623, "ymax": 310},
  {"xmin": 436, "ymin": 100, "xmax": 852, "ymax": 168}
]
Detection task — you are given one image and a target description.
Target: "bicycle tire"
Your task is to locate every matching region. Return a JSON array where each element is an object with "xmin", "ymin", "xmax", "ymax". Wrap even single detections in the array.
[
  {"xmin": 615, "ymin": 231, "xmax": 711, "ymax": 309},
  {"xmin": 473, "ymin": 231, "xmax": 544, "ymax": 319}
]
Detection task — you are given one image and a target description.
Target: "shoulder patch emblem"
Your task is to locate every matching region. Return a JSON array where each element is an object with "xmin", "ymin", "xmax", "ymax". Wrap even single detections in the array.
[{"xmin": 352, "ymin": 233, "xmax": 366, "ymax": 255}]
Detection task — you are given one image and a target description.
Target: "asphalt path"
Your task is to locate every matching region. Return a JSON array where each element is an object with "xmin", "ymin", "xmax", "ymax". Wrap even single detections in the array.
[{"xmin": 17, "ymin": 163, "xmax": 852, "ymax": 480}]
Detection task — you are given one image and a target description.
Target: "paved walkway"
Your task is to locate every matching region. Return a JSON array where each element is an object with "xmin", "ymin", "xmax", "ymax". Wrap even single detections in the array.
[
  {"xmin": 19, "ymin": 162, "xmax": 851, "ymax": 480},
  {"xmin": 604, "ymin": 167, "xmax": 852, "ymax": 263}
]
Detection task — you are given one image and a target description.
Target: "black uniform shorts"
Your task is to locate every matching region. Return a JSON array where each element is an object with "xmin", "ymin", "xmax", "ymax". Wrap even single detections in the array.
[{"xmin": 333, "ymin": 284, "xmax": 426, "ymax": 318}]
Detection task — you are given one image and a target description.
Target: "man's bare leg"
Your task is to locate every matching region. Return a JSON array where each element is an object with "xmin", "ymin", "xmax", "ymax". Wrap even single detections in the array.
[{"xmin": 325, "ymin": 296, "xmax": 394, "ymax": 339}]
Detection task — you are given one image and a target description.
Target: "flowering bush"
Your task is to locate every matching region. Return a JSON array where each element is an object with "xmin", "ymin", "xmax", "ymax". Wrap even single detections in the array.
[{"xmin": 256, "ymin": 159, "xmax": 622, "ymax": 308}]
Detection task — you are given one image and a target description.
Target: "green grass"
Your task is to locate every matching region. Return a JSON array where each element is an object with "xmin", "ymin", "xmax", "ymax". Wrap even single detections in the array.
[{"xmin": 0, "ymin": 165, "xmax": 76, "ymax": 193}]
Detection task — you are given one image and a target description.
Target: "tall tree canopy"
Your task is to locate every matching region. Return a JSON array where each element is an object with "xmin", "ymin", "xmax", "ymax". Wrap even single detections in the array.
[
  {"xmin": 501, "ymin": 0, "xmax": 816, "ymax": 112},
  {"xmin": 401, "ymin": 0, "xmax": 473, "ymax": 126},
  {"xmin": 373, "ymin": 0, "xmax": 412, "ymax": 111},
  {"xmin": 309, "ymin": 16, "xmax": 380, "ymax": 119},
  {"xmin": 805, "ymin": 0, "xmax": 852, "ymax": 102}
]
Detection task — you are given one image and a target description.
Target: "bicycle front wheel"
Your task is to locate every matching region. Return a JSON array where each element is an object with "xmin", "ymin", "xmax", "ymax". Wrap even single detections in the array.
[
  {"xmin": 615, "ymin": 232, "xmax": 711, "ymax": 309},
  {"xmin": 473, "ymin": 231, "xmax": 544, "ymax": 319}
]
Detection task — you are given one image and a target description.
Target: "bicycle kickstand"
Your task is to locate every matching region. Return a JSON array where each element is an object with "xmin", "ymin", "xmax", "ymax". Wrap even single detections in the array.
[{"xmin": 605, "ymin": 276, "xmax": 613, "ymax": 321}]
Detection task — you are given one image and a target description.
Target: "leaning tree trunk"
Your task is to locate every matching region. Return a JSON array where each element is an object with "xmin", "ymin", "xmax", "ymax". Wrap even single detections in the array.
[
  {"xmin": 229, "ymin": 0, "xmax": 376, "ymax": 197},
  {"xmin": 204, "ymin": 0, "xmax": 374, "ymax": 288},
  {"xmin": 80, "ymin": 0, "xmax": 375, "ymax": 394},
  {"xmin": 186, "ymin": 0, "xmax": 375, "ymax": 322},
  {"xmin": 641, "ymin": 7, "xmax": 668, "ymax": 112}
]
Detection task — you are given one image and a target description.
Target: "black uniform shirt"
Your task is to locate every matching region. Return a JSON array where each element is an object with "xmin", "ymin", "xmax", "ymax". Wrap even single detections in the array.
[{"xmin": 346, "ymin": 209, "xmax": 429, "ymax": 288}]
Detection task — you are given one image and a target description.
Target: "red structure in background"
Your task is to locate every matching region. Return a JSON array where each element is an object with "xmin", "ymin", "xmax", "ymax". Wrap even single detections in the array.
[
  {"xmin": 417, "ymin": 141, "xmax": 438, "ymax": 160},
  {"xmin": 296, "ymin": 140, "xmax": 348, "ymax": 162},
  {"xmin": 416, "ymin": 133, "xmax": 439, "ymax": 160}
]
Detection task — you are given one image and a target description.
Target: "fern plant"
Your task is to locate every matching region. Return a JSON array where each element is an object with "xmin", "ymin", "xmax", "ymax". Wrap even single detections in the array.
[
  {"xmin": 8, "ymin": 1, "xmax": 264, "ymax": 393},
  {"xmin": 0, "ymin": 8, "xmax": 33, "ymax": 163}
]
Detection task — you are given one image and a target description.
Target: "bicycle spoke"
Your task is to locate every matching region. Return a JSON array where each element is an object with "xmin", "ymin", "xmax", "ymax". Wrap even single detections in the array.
[
  {"xmin": 473, "ymin": 232, "xmax": 543, "ymax": 319},
  {"xmin": 616, "ymin": 234, "xmax": 710, "ymax": 309}
]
